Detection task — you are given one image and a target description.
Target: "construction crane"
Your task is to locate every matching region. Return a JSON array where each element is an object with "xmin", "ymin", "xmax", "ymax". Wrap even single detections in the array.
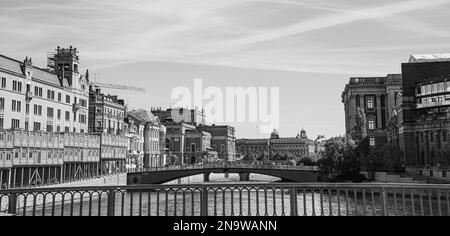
[{"xmin": 90, "ymin": 81, "xmax": 146, "ymax": 92}]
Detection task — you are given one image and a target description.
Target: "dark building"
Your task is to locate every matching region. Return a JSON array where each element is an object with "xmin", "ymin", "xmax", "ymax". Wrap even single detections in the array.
[
  {"xmin": 197, "ymin": 124, "xmax": 236, "ymax": 162},
  {"xmin": 342, "ymin": 74, "xmax": 402, "ymax": 154},
  {"xmin": 391, "ymin": 54, "xmax": 450, "ymax": 179}
]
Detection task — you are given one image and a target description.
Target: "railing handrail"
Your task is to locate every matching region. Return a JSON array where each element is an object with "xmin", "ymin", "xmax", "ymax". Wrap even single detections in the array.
[{"xmin": 2, "ymin": 182, "xmax": 450, "ymax": 194}]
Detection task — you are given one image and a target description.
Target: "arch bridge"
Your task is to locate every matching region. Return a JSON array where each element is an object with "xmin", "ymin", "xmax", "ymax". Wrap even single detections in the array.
[{"xmin": 127, "ymin": 163, "xmax": 321, "ymax": 185}]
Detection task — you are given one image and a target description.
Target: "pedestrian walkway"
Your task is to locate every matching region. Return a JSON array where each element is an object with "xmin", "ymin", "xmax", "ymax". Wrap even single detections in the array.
[{"xmin": 35, "ymin": 174, "xmax": 127, "ymax": 188}]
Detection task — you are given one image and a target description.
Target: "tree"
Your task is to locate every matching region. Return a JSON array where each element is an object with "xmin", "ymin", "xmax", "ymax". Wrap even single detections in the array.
[
  {"xmin": 317, "ymin": 136, "xmax": 360, "ymax": 181},
  {"xmin": 354, "ymin": 106, "xmax": 367, "ymax": 142},
  {"xmin": 437, "ymin": 145, "xmax": 450, "ymax": 167},
  {"xmin": 381, "ymin": 144, "xmax": 404, "ymax": 172}
]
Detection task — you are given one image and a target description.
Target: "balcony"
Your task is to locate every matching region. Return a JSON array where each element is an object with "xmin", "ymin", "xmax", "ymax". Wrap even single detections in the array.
[
  {"xmin": 25, "ymin": 91, "xmax": 33, "ymax": 102},
  {"xmin": 72, "ymin": 103, "xmax": 82, "ymax": 112}
]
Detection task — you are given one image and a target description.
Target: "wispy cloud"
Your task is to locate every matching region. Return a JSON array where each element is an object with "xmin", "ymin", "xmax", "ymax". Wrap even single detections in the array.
[{"xmin": 1, "ymin": 0, "xmax": 449, "ymax": 74}]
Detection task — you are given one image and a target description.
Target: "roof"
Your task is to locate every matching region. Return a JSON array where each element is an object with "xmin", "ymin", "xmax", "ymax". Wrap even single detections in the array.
[
  {"xmin": 129, "ymin": 109, "xmax": 159, "ymax": 123},
  {"xmin": 409, "ymin": 54, "xmax": 450, "ymax": 63},
  {"xmin": 0, "ymin": 54, "xmax": 63, "ymax": 87}
]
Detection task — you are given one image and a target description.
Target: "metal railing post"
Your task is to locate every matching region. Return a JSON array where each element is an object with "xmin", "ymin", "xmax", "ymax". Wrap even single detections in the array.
[
  {"xmin": 8, "ymin": 193, "xmax": 17, "ymax": 215},
  {"xmin": 201, "ymin": 187, "xmax": 209, "ymax": 216},
  {"xmin": 107, "ymin": 190, "xmax": 116, "ymax": 216},
  {"xmin": 290, "ymin": 188, "xmax": 298, "ymax": 216},
  {"xmin": 380, "ymin": 188, "xmax": 388, "ymax": 216}
]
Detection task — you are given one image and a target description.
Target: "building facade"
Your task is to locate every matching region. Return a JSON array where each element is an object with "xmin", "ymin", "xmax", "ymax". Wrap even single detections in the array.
[
  {"xmin": 164, "ymin": 120, "xmax": 197, "ymax": 165},
  {"xmin": 391, "ymin": 54, "xmax": 450, "ymax": 179},
  {"xmin": 126, "ymin": 109, "xmax": 164, "ymax": 168},
  {"xmin": 0, "ymin": 130, "xmax": 100, "ymax": 188},
  {"xmin": 97, "ymin": 132, "xmax": 128, "ymax": 175},
  {"xmin": 0, "ymin": 47, "xmax": 90, "ymax": 133},
  {"xmin": 124, "ymin": 113, "xmax": 145, "ymax": 170},
  {"xmin": 342, "ymin": 74, "xmax": 403, "ymax": 153},
  {"xmin": 88, "ymin": 87, "xmax": 125, "ymax": 135},
  {"xmin": 197, "ymin": 124, "xmax": 236, "ymax": 162},
  {"xmin": 236, "ymin": 129, "xmax": 313, "ymax": 163},
  {"xmin": 151, "ymin": 107, "xmax": 206, "ymax": 126},
  {"xmin": 184, "ymin": 130, "xmax": 212, "ymax": 164}
]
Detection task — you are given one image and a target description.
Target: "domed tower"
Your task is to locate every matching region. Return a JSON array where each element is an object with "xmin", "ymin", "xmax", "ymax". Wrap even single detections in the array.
[
  {"xmin": 270, "ymin": 129, "xmax": 280, "ymax": 139},
  {"xmin": 299, "ymin": 129, "xmax": 308, "ymax": 139}
]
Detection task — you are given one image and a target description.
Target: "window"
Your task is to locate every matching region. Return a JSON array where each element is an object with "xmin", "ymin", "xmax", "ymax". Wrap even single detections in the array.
[
  {"xmin": 65, "ymin": 111, "xmax": 70, "ymax": 121},
  {"xmin": 79, "ymin": 114, "xmax": 86, "ymax": 124},
  {"xmin": 1, "ymin": 77, "xmax": 6, "ymax": 88},
  {"xmin": 57, "ymin": 109, "xmax": 61, "ymax": 120},
  {"xmin": 25, "ymin": 121, "xmax": 29, "ymax": 131},
  {"xmin": 66, "ymin": 95, "xmax": 70, "ymax": 104},
  {"xmin": 47, "ymin": 107, "xmax": 54, "ymax": 118},
  {"xmin": 444, "ymin": 130, "xmax": 448, "ymax": 142},
  {"xmin": 47, "ymin": 125, "xmax": 53, "ymax": 132},
  {"xmin": 58, "ymin": 93, "xmax": 62, "ymax": 102},
  {"xmin": 26, "ymin": 103, "xmax": 29, "ymax": 114},
  {"xmin": 33, "ymin": 105, "xmax": 42, "ymax": 115},
  {"xmin": 80, "ymin": 99, "xmax": 87, "ymax": 107},
  {"xmin": 368, "ymin": 120, "xmax": 375, "ymax": 130},
  {"xmin": 369, "ymin": 137, "xmax": 375, "ymax": 147},
  {"xmin": 0, "ymin": 97, "xmax": 4, "ymax": 110},
  {"xmin": 34, "ymin": 87, "xmax": 43, "ymax": 97},
  {"xmin": 33, "ymin": 122, "xmax": 41, "ymax": 131},
  {"xmin": 0, "ymin": 117, "xmax": 3, "ymax": 129},
  {"xmin": 443, "ymin": 171, "xmax": 447, "ymax": 178},
  {"xmin": 11, "ymin": 119, "xmax": 20, "ymax": 129},
  {"xmin": 367, "ymin": 97, "xmax": 374, "ymax": 109},
  {"xmin": 11, "ymin": 100, "xmax": 21, "ymax": 112}
]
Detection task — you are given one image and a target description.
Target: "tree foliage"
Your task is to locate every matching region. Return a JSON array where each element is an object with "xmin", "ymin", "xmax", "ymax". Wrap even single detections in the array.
[
  {"xmin": 354, "ymin": 106, "xmax": 367, "ymax": 141},
  {"xmin": 317, "ymin": 136, "xmax": 360, "ymax": 180},
  {"xmin": 381, "ymin": 144, "xmax": 404, "ymax": 172}
]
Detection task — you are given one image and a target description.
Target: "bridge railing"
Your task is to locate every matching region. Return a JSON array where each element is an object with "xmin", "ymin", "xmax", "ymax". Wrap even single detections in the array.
[
  {"xmin": 127, "ymin": 163, "xmax": 318, "ymax": 173},
  {"xmin": 1, "ymin": 183, "xmax": 449, "ymax": 216}
]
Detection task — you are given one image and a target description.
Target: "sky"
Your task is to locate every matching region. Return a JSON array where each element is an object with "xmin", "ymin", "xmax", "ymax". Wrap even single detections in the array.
[{"xmin": 1, "ymin": 0, "xmax": 450, "ymax": 139}]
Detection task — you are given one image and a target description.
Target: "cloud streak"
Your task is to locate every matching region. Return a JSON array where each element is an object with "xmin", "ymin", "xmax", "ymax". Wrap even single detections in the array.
[{"xmin": 0, "ymin": 0, "xmax": 449, "ymax": 74}]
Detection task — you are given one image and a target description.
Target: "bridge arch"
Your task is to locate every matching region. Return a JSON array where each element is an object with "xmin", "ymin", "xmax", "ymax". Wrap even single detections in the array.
[{"xmin": 127, "ymin": 165, "xmax": 320, "ymax": 185}]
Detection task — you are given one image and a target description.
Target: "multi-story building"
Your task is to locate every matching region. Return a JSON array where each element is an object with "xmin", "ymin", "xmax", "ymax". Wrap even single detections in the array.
[
  {"xmin": 0, "ymin": 46, "xmax": 90, "ymax": 133},
  {"xmin": 96, "ymin": 132, "xmax": 128, "ymax": 175},
  {"xmin": 164, "ymin": 120, "xmax": 197, "ymax": 165},
  {"xmin": 184, "ymin": 130, "xmax": 212, "ymax": 164},
  {"xmin": 390, "ymin": 54, "xmax": 450, "ymax": 179},
  {"xmin": 236, "ymin": 129, "xmax": 313, "ymax": 162},
  {"xmin": 124, "ymin": 113, "xmax": 145, "ymax": 170},
  {"xmin": 197, "ymin": 124, "xmax": 236, "ymax": 162},
  {"xmin": 88, "ymin": 87, "xmax": 125, "ymax": 135},
  {"xmin": 0, "ymin": 130, "xmax": 100, "ymax": 188},
  {"xmin": 151, "ymin": 107, "xmax": 206, "ymax": 126},
  {"xmin": 342, "ymin": 74, "xmax": 403, "ymax": 153},
  {"xmin": 0, "ymin": 46, "xmax": 93, "ymax": 188}
]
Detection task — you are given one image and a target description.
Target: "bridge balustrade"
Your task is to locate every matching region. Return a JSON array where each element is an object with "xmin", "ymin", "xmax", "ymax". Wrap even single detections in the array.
[
  {"xmin": 1, "ymin": 183, "xmax": 449, "ymax": 216},
  {"xmin": 128, "ymin": 163, "xmax": 318, "ymax": 173}
]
